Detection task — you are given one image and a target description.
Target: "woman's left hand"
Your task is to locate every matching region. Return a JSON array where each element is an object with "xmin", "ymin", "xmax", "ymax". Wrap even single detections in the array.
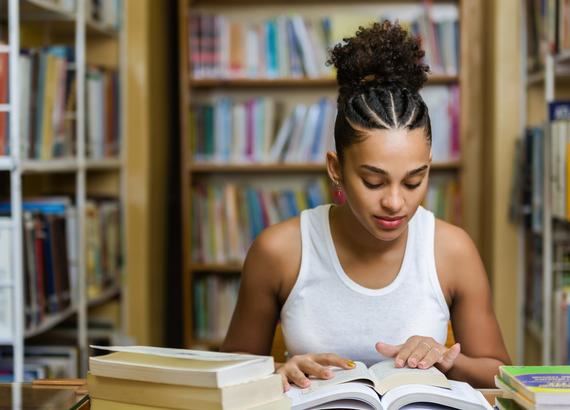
[{"xmin": 375, "ymin": 336, "xmax": 461, "ymax": 373}]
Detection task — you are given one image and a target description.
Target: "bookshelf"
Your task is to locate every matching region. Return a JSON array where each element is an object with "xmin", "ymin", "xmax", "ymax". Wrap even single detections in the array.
[
  {"xmin": 517, "ymin": 0, "xmax": 570, "ymax": 365},
  {"xmin": 0, "ymin": 0, "xmax": 124, "ymax": 382},
  {"xmin": 179, "ymin": 0, "xmax": 483, "ymax": 348}
]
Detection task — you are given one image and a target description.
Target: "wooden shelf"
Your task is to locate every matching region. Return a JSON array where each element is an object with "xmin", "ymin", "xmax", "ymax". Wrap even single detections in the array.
[
  {"xmin": 24, "ymin": 305, "xmax": 77, "ymax": 340},
  {"xmin": 555, "ymin": 50, "xmax": 570, "ymax": 65},
  {"xmin": 188, "ymin": 161, "xmax": 461, "ymax": 174},
  {"xmin": 527, "ymin": 68, "xmax": 570, "ymax": 86},
  {"xmin": 190, "ymin": 263, "xmax": 242, "ymax": 273},
  {"xmin": 189, "ymin": 74, "xmax": 459, "ymax": 88},
  {"xmin": 21, "ymin": 159, "xmax": 78, "ymax": 173},
  {"xmin": 88, "ymin": 285, "xmax": 121, "ymax": 308},
  {"xmin": 86, "ymin": 158, "xmax": 122, "ymax": 171},
  {"xmin": 189, "ymin": 163, "xmax": 326, "ymax": 173},
  {"xmin": 86, "ymin": 20, "xmax": 119, "ymax": 37},
  {"xmin": 20, "ymin": 0, "xmax": 75, "ymax": 22}
]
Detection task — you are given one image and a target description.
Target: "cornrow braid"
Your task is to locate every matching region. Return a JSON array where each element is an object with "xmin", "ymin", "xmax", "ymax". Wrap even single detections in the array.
[
  {"xmin": 334, "ymin": 86, "xmax": 432, "ymax": 162},
  {"xmin": 328, "ymin": 20, "xmax": 432, "ymax": 163}
]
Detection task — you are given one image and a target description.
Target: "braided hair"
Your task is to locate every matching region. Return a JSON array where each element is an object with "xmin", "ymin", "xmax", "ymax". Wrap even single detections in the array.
[{"xmin": 328, "ymin": 21, "xmax": 432, "ymax": 164}]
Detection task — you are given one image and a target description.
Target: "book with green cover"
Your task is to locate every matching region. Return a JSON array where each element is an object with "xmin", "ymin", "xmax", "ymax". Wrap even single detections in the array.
[{"xmin": 499, "ymin": 366, "xmax": 570, "ymax": 406}]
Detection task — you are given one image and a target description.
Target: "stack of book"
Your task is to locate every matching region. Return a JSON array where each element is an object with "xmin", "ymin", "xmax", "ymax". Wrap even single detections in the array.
[
  {"xmin": 494, "ymin": 365, "xmax": 570, "ymax": 409},
  {"xmin": 87, "ymin": 346, "xmax": 289, "ymax": 409}
]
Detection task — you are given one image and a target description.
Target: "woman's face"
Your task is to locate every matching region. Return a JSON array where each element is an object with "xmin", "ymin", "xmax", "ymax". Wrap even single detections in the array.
[{"xmin": 339, "ymin": 127, "xmax": 431, "ymax": 242}]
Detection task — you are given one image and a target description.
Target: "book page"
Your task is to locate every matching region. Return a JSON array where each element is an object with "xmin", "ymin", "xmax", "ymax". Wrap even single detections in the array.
[
  {"xmin": 90, "ymin": 345, "xmax": 267, "ymax": 362},
  {"xmin": 287, "ymin": 382, "xmax": 382, "ymax": 410},
  {"xmin": 303, "ymin": 361, "xmax": 375, "ymax": 393},
  {"xmin": 369, "ymin": 360, "xmax": 450, "ymax": 394},
  {"xmin": 381, "ymin": 380, "xmax": 492, "ymax": 410}
]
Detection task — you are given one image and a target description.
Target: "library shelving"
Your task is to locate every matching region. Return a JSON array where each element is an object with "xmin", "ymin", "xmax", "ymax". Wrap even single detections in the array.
[
  {"xmin": 517, "ymin": 0, "xmax": 570, "ymax": 365},
  {"xmin": 0, "ymin": 0, "xmax": 124, "ymax": 382},
  {"xmin": 178, "ymin": 0, "xmax": 483, "ymax": 349}
]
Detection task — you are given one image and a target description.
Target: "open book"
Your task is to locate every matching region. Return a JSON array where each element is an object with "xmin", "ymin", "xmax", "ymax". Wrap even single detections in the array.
[{"xmin": 286, "ymin": 360, "xmax": 492, "ymax": 410}]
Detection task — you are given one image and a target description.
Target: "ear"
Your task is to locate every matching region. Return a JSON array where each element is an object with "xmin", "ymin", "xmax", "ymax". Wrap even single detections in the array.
[
  {"xmin": 326, "ymin": 151, "xmax": 343, "ymax": 185},
  {"xmin": 428, "ymin": 150, "xmax": 432, "ymax": 165}
]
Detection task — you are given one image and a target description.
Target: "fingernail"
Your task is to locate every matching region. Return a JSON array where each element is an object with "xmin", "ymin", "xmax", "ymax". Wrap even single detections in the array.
[
  {"xmin": 409, "ymin": 359, "xmax": 417, "ymax": 367},
  {"xmin": 418, "ymin": 361, "xmax": 426, "ymax": 368},
  {"xmin": 347, "ymin": 360, "xmax": 356, "ymax": 368},
  {"xmin": 323, "ymin": 370, "xmax": 333, "ymax": 378},
  {"xmin": 395, "ymin": 359, "xmax": 404, "ymax": 367}
]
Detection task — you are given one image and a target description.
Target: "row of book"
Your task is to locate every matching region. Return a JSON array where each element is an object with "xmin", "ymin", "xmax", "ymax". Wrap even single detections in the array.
[
  {"xmin": 495, "ymin": 365, "xmax": 570, "ymax": 409},
  {"xmin": 189, "ymin": 7, "xmax": 459, "ymax": 79},
  {"xmin": 0, "ymin": 197, "xmax": 122, "ymax": 340},
  {"xmin": 191, "ymin": 179, "xmax": 331, "ymax": 264},
  {"xmin": 554, "ymin": 286, "xmax": 570, "ymax": 364},
  {"xmin": 85, "ymin": 199, "xmax": 122, "ymax": 300},
  {"xmin": 516, "ymin": 103, "xmax": 570, "ymax": 236},
  {"xmin": 189, "ymin": 85, "xmax": 460, "ymax": 165},
  {"xmin": 193, "ymin": 274, "xmax": 239, "ymax": 343},
  {"xmin": 526, "ymin": 0, "xmax": 570, "ymax": 72},
  {"xmin": 0, "ymin": 46, "xmax": 120, "ymax": 160},
  {"xmin": 0, "ymin": 345, "xmax": 78, "ymax": 382},
  {"xmin": 549, "ymin": 102, "xmax": 570, "ymax": 221},
  {"xmin": 0, "ymin": 51, "xmax": 7, "ymax": 156},
  {"xmin": 190, "ymin": 97, "xmax": 335, "ymax": 164},
  {"xmin": 86, "ymin": 66, "xmax": 120, "ymax": 159},
  {"xmin": 424, "ymin": 175, "xmax": 462, "ymax": 226}
]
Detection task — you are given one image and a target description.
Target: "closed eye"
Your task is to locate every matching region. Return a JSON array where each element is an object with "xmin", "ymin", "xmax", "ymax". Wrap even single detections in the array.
[
  {"xmin": 362, "ymin": 179, "xmax": 383, "ymax": 189},
  {"xmin": 404, "ymin": 182, "xmax": 422, "ymax": 190}
]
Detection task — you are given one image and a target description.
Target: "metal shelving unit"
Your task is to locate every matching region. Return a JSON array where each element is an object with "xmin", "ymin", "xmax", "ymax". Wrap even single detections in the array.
[{"xmin": 2, "ymin": 0, "xmax": 125, "ymax": 382}]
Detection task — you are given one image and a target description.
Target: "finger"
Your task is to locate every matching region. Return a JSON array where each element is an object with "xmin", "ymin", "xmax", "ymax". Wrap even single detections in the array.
[
  {"xmin": 375, "ymin": 342, "xmax": 401, "ymax": 358},
  {"xmin": 288, "ymin": 367, "xmax": 311, "ymax": 388},
  {"xmin": 298, "ymin": 360, "xmax": 334, "ymax": 380},
  {"xmin": 438, "ymin": 343, "xmax": 461, "ymax": 371},
  {"xmin": 313, "ymin": 353, "xmax": 355, "ymax": 369},
  {"xmin": 280, "ymin": 372, "xmax": 291, "ymax": 392},
  {"xmin": 394, "ymin": 338, "xmax": 423, "ymax": 368},
  {"xmin": 418, "ymin": 344, "xmax": 446, "ymax": 369},
  {"xmin": 406, "ymin": 340, "xmax": 433, "ymax": 368}
]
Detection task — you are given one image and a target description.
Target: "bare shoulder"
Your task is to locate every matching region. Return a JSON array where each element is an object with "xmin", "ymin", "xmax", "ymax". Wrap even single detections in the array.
[
  {"xmin": 243, "ymin": 216, "xmax": 302, "ymax": 304},
  {"xmin": 434, "ymin": 219, "xmax": 487, "ymax": 303}
]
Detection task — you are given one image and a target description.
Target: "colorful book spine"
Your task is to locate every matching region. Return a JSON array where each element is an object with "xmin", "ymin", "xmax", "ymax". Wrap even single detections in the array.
[{"xmin": 192, "ymin": 180, "xmax": 331, "ymax": 264}]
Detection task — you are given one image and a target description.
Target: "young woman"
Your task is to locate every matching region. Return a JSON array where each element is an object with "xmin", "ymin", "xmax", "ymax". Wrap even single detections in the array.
[{"xmin": 221, "ymin": 21, "xmax": 511, "ymax": 390}]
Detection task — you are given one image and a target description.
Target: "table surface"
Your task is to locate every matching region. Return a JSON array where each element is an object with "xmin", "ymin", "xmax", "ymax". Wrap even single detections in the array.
[
  {"xmin": 0, "ymin": 382, "xmax": 89, "ymax": 410},
  {"xmin": 0, "ymin": 381, "xmax": 503, "ymax": 409}
]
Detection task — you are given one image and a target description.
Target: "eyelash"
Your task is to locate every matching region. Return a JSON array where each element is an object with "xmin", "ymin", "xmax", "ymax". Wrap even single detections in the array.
[{"xmin": 362, "ymin": 180, "xmax": 422, "ymax": 190}]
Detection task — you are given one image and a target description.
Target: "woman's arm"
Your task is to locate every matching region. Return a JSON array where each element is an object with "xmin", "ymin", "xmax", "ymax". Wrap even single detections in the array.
[
  {"xmin": 221, "ymin": 222, "xmax": 293, "ymax": 355},
  {"xmin": 437, "ymin": 222, "xmax": 512, "ymax": 387}
]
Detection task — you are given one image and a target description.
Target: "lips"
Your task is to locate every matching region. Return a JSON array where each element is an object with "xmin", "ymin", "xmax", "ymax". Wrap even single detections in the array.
[{"xmin": 373, "ymin": 215, "xmax": 406, "ymax": 230}]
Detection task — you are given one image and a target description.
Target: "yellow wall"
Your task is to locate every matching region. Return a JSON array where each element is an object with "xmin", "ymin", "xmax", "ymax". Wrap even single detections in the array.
[
  {"xmin": 124, "ymin": 0, "xmax": 171, "ymax": 346},
  {"xmin": 483, "ymin": 0, "xmax": 522, "ymax": 361}
]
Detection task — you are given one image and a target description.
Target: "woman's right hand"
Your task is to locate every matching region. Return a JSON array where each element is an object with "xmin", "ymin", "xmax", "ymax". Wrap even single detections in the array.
[{"xmin": 275, "ymin": 353, "xmax": 356, "ymax": 391}]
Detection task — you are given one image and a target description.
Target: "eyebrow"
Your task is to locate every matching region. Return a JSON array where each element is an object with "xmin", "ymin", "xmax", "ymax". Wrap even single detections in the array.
[{"xmin": 360, "ymin": 164, "xmax": 429, "ymax": 177}]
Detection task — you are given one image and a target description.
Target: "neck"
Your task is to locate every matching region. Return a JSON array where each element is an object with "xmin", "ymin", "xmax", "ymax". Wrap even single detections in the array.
[{"xmin": 330, "ymin": 203, "xmax": 408, "ymax": 256}]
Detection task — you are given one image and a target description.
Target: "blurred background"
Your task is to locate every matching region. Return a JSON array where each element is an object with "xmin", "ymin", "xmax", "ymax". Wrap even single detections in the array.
[{"xmin": 0, "ymin": 0, "xmax": 568, "ymax": 381}]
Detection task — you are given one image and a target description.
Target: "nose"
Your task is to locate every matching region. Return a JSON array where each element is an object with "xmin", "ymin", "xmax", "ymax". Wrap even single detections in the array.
[{"xmin": 380, "ymin": 187, "xmax": 404, "ymax": 213}]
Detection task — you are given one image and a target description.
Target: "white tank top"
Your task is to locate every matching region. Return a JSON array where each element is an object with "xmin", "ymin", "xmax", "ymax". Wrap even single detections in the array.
[{"xmin": 280, "ymin": 204, "xmax": 450, "ymax": 366}]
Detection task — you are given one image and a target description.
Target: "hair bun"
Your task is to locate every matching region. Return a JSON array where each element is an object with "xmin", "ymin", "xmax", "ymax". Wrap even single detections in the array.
[{"xmin": 328, "ymin": 20, "xmax": 429, "ymax": 96}]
